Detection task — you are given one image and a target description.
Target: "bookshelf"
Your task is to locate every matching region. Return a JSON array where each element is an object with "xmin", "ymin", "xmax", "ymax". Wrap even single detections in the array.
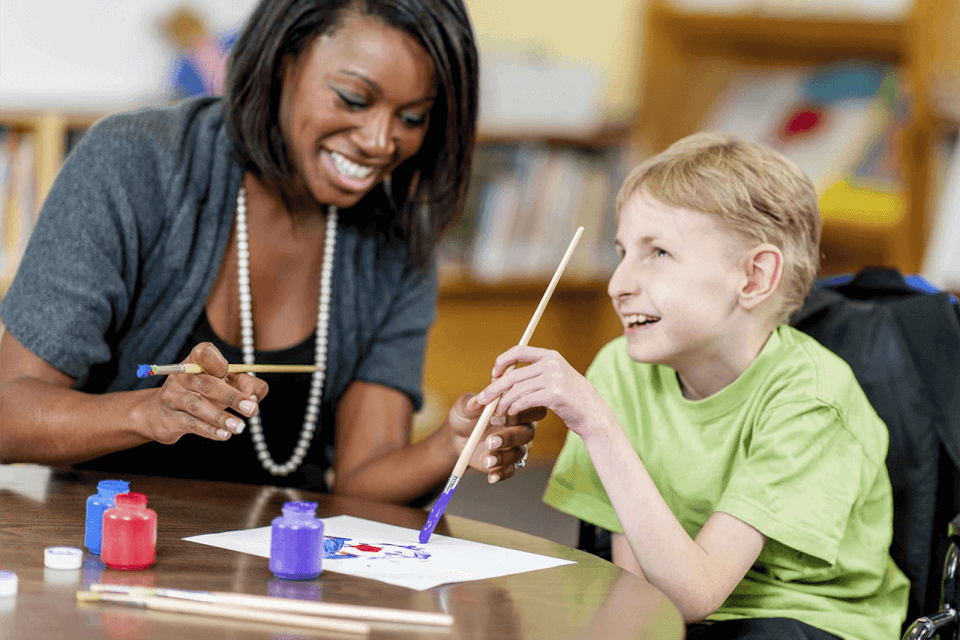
[
  {"xmin": 0, "ymin": 111, "xmax": 100, "ymax": 293},
  {"xmin": 0, "ymin": 108, "xmax": 626, "ymax": 462},
  {"xmin": 635, "ymin": 0, "xmax": 960, "ymax": 276},
  {"xmin": 420, "ymin": 130, "xmax": 628, "ymax": 460}
]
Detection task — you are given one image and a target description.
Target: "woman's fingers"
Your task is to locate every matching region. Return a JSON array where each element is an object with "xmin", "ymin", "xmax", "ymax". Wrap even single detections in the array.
[
  {"xmin": 174, "ymin": 370, "xmax": 260, "ymax": 419},
  {"xmin": 144, "ymin": 342, "xmax": 270, "ymax": 445},
  {"xmin": 505, "ymin": 405, "xmax": 547, "ymax": 425},
  {"xmin": 154, "ymin": 383, "xmax": 239, "ymax": 443},
  {"xmin": 485, "ymin": 445, "xmax": 529, "ymax": 483},
  {"xmin": 485, "ymin": 422, "xmax": 535, "ymax": 451},
  {"xmin": 190, "ymin": 342, "xmax": 231, "ymax": 378},
  {"xmin": 227, "ymin": 371, "xmax": 270, "ymax": 403}
]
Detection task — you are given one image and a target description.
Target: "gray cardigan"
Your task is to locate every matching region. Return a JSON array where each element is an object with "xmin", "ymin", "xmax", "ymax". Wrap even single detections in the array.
[{"xmin": 0, "ymin": 97, "xmax": 434, "ymax": 411}]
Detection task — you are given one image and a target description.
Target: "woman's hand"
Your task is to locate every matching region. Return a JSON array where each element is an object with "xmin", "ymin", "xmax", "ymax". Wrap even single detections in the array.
[
  {"xmin": 447, "ymin": 393, "xmax": 546, "ymax": 483},
  {"xmin": 139, "ymin": 342, "xmax": 269, "ymax": 444},
  {"xmin": 475, "ymin": 346, "xmax": 609, "ymax": 438}
]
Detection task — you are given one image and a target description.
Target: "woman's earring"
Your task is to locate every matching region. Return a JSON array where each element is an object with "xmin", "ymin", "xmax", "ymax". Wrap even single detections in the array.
[{"xmin": 382, "ymin": 174, "xmax": 399, "ymax": 211}]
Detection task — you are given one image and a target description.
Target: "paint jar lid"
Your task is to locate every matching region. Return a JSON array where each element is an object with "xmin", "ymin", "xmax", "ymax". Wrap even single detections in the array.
[
  {"xmin": 97, "ymin": 479, "xmax": 130, "ymax": 494},
  {"xmin": 44, "ymin": 546, "xmax": 84, "ymax": 570},
  {"xmin": 114, "ymin": 492, "xmax": 148, "ymax": 508},
  {"xmin": 0, "ymin": 571, "xmax": 17, "ymax": 597},
  {"xmin": 281, "ymin": 501, "xmax": 319, "ymax": 518}
]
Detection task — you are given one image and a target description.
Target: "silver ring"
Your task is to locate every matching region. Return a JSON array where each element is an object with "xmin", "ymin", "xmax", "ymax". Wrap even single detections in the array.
[{"xmin": 513, "ymin": 446, "xmax": 529, "ymax": 469}]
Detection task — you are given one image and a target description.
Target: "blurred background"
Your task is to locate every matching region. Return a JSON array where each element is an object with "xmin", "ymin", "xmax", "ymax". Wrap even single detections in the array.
[{"xmin": 1, "ymin": 0, "xmax": 958, "ymax": 542}]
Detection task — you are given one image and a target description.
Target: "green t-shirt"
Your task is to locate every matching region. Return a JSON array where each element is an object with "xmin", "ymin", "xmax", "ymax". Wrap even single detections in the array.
[{"xmin": 544, "ymin": 325, "xmax": 910, "ymax": 640}]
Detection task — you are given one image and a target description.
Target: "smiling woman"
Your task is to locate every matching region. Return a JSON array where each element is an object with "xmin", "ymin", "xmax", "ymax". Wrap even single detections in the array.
[{"xmin": 0, "ymin": 0, "xmax": 539, "ymax": 504}]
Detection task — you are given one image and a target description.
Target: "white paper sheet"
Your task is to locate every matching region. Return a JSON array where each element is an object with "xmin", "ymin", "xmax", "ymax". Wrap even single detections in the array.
[{"xmin": 183, "ymin": 515, "xmax": 574, "ymax": 590}]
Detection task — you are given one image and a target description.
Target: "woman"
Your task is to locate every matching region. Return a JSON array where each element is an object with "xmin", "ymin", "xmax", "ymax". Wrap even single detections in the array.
[{"xmin": 0, "ymin": 0, "xmax": 537, "ymax": 504}]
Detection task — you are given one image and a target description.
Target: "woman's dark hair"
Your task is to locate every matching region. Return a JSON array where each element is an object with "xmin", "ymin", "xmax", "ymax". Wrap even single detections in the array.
[{"xmin": 225, "ymin": 0, "xmax": 479, "ymax": 269}]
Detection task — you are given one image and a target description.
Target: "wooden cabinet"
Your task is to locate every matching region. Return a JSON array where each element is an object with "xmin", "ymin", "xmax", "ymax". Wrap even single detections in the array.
[{"xmin": 635, "ymin": 0, "xmax": 960, "ymax": 276}]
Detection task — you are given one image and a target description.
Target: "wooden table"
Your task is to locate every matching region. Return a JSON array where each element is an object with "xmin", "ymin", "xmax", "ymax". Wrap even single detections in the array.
[{"xmin": 0, "ymin": 466, "xmax": 684, "ymax": 639}]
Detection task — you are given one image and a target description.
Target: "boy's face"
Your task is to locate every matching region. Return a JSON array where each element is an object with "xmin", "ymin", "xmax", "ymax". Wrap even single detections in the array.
[{"xmin": 608, "ymin": 192, "xmax": 748, "ymax": 371}]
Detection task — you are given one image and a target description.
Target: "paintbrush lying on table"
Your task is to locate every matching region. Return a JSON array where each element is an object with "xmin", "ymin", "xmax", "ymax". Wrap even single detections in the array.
[{"xmin": 81, "ymin": 582, "xmax": 456, "ymax": 630}]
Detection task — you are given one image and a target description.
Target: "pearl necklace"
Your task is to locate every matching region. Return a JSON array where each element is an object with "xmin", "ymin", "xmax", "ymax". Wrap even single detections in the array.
[{"xmin": 235, "ymin": 185, "xmax": 337, "ymax": 476}]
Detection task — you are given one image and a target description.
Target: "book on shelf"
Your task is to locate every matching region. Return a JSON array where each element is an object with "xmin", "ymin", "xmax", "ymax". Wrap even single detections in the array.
[
  {"xmin": 922, "ymin": 133, "xmax": 960, "ymax": 292},
  {"xmin": 445, "ymin": 143, "xmax": 621, "ymax": 283},
  {"xmin": 0, "ymin": 128, "xmax": 38, "ymax": 287},
  {"xmin": 700, "ymin": 60, "xmax": 908, "ymax": 228}
]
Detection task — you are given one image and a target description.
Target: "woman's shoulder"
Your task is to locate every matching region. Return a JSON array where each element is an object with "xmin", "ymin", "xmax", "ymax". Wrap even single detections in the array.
[{"xmin": 77, "ymin": 97, "xmax": 226, "ymax": 170}]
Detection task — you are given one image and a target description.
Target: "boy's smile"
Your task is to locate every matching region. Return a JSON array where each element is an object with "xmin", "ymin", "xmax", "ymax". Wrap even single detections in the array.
[{"xmin": 609, "ymin": 192, "xmax": 760, "ymax": 399}]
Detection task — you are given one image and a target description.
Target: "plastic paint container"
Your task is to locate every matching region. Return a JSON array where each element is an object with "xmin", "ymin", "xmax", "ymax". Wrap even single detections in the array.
[
  {"xmin": 269, "ymin": 501, "xmax": 323, "ymax": 580},
  {"xmin": 102, "ymin": 492, "xmax": 157, "ymax": 571},
  {"xmin": 85, "ymin": 479, "xmax": 130, "ymax": 554}
]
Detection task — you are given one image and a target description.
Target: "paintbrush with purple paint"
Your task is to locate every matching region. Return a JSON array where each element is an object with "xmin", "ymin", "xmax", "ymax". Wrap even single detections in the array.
[{"xmin": 419, "ymin": 227, "xmax": 584, "ymax": 543}]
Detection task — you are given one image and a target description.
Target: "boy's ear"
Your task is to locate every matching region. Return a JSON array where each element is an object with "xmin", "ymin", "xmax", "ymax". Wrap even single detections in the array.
[{"xmin": 739, "ymin": 243, "xmax": 783, "ymax": 310}]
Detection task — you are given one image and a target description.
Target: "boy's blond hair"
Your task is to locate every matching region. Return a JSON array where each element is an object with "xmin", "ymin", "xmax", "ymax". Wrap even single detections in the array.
[{"xmin": 616, "ymin": 132, "xmax": 821, "ymax": 324}]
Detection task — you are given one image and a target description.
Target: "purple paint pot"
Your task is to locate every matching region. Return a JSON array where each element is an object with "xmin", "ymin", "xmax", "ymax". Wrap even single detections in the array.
[{"xmin": 269, "ymin": 501, "xmax": 323, "ymax": 580}]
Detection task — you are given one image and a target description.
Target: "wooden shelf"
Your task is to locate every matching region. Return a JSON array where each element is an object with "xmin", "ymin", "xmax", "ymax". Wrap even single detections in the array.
[
  {"xmin": 477, "ymin": 125, "xmax": 630, "ymax": 150},
  {"xmin": 0, "ymin": 111, "xmax": 100, "ymax": 204},
  {"xmin": 439, "ymin": 265, "xmax": 610, "ymax": 299},
  {"xmin": 635, "ymin": 0, "xmax": 960, "ymax": 276},
  {"xmin": 651, "ymin": 5, "xmax": 906, "ymax": 61}
]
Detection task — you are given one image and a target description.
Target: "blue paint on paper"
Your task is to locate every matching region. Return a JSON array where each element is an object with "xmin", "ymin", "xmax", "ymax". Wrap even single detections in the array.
[{"xmin": 323, "ymin": 536, "xmax": 430, "ymax": 561}]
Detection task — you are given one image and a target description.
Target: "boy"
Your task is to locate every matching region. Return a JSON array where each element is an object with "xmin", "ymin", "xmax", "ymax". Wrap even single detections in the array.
[{"xmin": 472, "ymin": 132, "xmax": 910, "ymax": 639}]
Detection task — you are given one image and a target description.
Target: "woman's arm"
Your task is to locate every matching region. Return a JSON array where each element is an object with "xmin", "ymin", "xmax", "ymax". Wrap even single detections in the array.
[
  {"xmin": 0, "ymin": 332, "xmax": 267, "ymax": 465},
  {"xmin": 331, "ymin": 381, "xmax": 539, "ymax": 504}
]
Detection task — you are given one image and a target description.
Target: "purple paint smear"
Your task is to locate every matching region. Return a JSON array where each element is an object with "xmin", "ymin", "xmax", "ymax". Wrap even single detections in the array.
[
  {"xmin": 136, "ymin": 365, "xmax": 153, "ymax": 379},
  {"xmin": 419, "ymin": 484, "xmax": 458, "ymax": 543}
]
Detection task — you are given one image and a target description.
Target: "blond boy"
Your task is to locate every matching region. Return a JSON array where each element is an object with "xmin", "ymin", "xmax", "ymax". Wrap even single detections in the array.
[{"xmin": 475, "ymin": 133, "xmax": 910, "ymax": 640}]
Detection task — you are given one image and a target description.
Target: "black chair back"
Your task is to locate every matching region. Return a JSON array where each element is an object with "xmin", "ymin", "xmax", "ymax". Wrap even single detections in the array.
[{"xmin": 792, "ymin": 267, "xmax": 960, "ymax": 627}]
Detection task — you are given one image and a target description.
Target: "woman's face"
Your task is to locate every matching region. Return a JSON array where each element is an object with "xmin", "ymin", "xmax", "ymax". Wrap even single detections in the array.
[{"xmin": 279, "ymin": 13, "xmax": 437, "ymax": 210}]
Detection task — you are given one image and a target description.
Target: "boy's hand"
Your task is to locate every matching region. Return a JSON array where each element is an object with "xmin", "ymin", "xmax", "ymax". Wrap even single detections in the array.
[
  {"xmin": 476, "ymin": 346, "xmax": 608, "ymax": 437},
  {"xmin": 447, "ymin": 393, "xmax": 545, "ymax": 483}
]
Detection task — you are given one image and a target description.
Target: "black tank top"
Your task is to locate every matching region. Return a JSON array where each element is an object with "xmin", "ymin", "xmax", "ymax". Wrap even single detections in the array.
[{"xmin": 77, "ymin": 312, "xmax": 334, "ymax": 491}]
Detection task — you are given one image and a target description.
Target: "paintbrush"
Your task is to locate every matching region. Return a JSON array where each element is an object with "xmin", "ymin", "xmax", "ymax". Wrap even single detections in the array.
[
  {"xmin": 137, "ymin": 363, "xmax": 319, "ymax": 378},
  {"xmin": 87, "ymin": 583, "xmax": 453, "ymax": 626},
  {"xmin": 419, "ymin": 226, "xmax": 584, "ymax": 544},
  {"xmin": 77, "ymin": 589, "xmax": 371, "ymax": 635}
]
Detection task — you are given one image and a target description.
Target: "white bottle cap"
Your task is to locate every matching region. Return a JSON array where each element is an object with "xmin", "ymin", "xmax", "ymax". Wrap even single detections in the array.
[
  {"xmin": 0, "ymin": 571, "xmax": 18, "ymax": 597},
  {"xmin": 44, "ymin": 546, "xmax": 84, "ymax": 570}
]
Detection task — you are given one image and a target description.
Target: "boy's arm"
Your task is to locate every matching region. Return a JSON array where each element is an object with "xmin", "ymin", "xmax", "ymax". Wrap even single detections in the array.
[
  {"xmin": 477, "ymin": 344, "xmax": 766, "ymax": 622},
  {"xmin": 589, "ymin": 420, "xmax": 766, "ymax": 623}
]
